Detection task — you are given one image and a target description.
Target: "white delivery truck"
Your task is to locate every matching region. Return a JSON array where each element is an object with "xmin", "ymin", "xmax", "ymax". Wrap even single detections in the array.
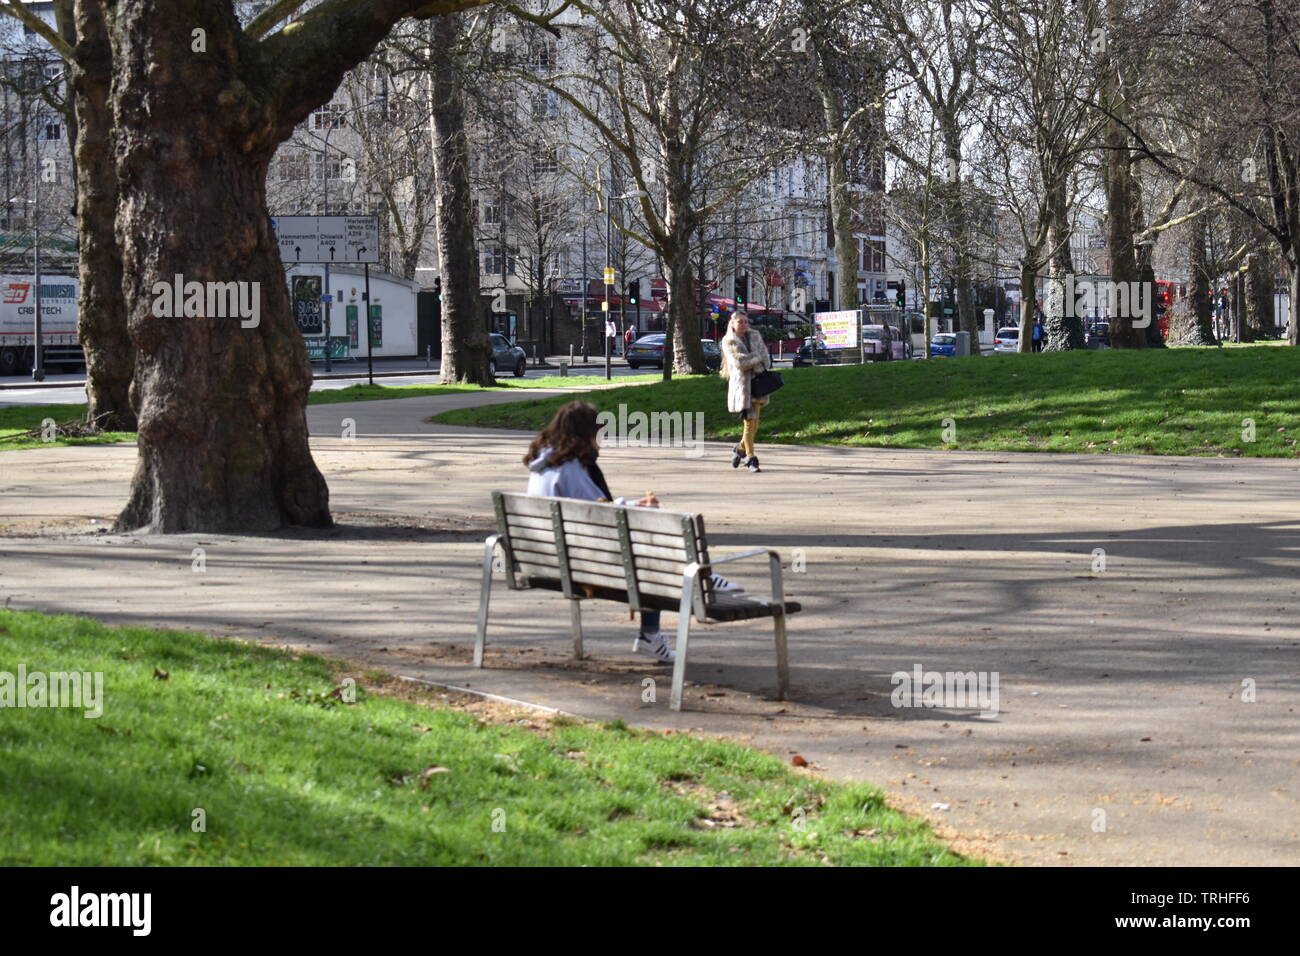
[{"xmin": 0, "ymin": 274, "xmax": 82, "ymax": 376}]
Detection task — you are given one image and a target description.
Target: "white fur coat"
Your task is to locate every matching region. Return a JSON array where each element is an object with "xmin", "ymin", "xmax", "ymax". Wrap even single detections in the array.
[{"xmin": 720, "ymin": 328, "xmax": 771, "ymax": 413}]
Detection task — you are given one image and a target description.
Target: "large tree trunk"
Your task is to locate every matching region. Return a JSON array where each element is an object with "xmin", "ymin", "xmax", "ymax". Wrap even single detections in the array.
[
  {"xmin": 1044, "ymin": 178, "xmax": 1085, "ymax": 350},
  {"xmin": 1129, "ymin": 165, "xmax": 1165, "ymax": 347},
  {"xmin": 1016, "ymin": 256, "xmax": 1038, "ymax": 352},
  {"xmin": 819, "ymin": 84, "xmax": 859, "ymax": 316},
  {"xmin": 943, "ymin": 141, "xmax": 977, "ymax": 337},
  {"xmin": 1101, "ymin": 0, "xmax": 1142, "ymax": 350},
  {"xmin": 1169, "ymin": 211, "xmax": 1217, "ymax": 346},
  {"xmin": 1243, "ymin": 240, "xmax": 1274, "ymax": 340},
  {"xmin": 1289, "ymin": 261, "xmax": 1299, "ymax": 347},
  {"xmin": 429, "ymin": 15, "xmax": 492, "ymax": 385},
  {"xmin": 72, "ymin": 0, "xmax": 134, "ymax": 431},
  {"xmin": 109, "ymin": 0, "xmax": 329, "ymax": 532},
  {"xmin": 663, "ymin": 153, "xmax": 704, "ymax": 377}
]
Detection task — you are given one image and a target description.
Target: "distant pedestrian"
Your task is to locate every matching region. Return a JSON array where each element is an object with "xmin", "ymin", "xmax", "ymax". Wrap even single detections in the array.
[
  {"xmin": 624, "ymin": 325, "xmax": 635, "ymax": 355},
  {"xmin": 721, "ymin": 310, "xmax": 772, "ymax": 473},
  {"xmin": 1032, "ymin": 314, "xmax": 1045, "ymax": 352}
]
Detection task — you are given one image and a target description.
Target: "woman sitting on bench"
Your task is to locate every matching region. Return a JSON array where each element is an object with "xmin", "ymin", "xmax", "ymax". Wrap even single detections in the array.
[{"xmin": 523, "ymin": 400, "xmax": 678, "ymax": 662}]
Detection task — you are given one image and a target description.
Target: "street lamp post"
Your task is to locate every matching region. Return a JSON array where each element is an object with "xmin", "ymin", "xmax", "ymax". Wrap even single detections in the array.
[
  {"xmin": 318, "ymin": 96, "xmax": 383, "ymax": 372},
  {"xmin": 604, "ymin": 186, "xmax": 647, "ymax": 379}
]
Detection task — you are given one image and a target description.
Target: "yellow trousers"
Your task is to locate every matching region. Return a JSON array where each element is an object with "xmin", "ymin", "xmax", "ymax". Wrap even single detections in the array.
[{"xmin": 739, "ymin": 403, "xmax": 761, "ymax": 457}]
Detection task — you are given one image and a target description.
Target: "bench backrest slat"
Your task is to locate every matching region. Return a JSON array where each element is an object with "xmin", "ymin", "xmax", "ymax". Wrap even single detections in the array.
[
  {"xmin": 614, "ymin": 509, "xmax": 642, "ymax": 612},
  {"xmin": 496, "ymin": 492, "xmax": 706, "ymax": 610},
  {"xmin": 549, "ymin": 499, "xmax": 575, "ymax": 598}
]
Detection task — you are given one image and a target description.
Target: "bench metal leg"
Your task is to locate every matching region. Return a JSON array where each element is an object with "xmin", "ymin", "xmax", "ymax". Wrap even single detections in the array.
[
  {"xmin": 769, "ymin": 552, "xmax": 790, "ymax": 700},
  {"xmin": 569, "ymin": 599, "xmax": 584, "ymax": 660},
  {"xmin": 473, "ymin": 535, "xmax": 500, "ymax": 668},
  {"xmin": 670, "ymin": 582, "xmax": 696, "ymax": 711},
  {"xmin": 772, "ymin": 607, "xmax": 789, "ymax": 701}
]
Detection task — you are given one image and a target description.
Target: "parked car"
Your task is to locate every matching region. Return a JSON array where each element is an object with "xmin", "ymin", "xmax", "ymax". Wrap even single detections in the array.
[
  {"xmin": 626, "ymin": 333, "xmax": 665, "ymax": 369},
  {"xmin": 490, "ymin": 333, "xmax": 527, "ymax": 377},
  {"xmin": 930, "ymin": 332, "xmax": 957, "ymax": 357},
  {"xmin": 863, "ymin": 325, "xmax": 909, "ymax": 361},
  {"xmin": 701, "ymin": 338, "xmax": 722, "ymax": 372},
  {"xmin": 993, "ymin": 327, "xmax": 1020, "ymax": 353},
  {"xmin": 793, "ymin": 338, "xmax": 839, "ymax": 366},
  {"xmin": 1086, "ymin": 321, "xmax": 1111, "ymax": 349}
]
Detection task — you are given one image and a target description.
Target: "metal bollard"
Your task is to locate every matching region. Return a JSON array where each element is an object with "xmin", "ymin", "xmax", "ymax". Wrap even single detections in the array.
[{"xmin": 558, "ymin": 360, "xmax": 569, "ymax": 378}]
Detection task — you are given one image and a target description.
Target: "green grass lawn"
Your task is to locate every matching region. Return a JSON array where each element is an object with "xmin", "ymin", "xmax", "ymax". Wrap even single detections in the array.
[
  {"xmin": 433, "ymin": 345, "xmax": 1300, "ymax": 457},
  {"xmin": 0, "ymin": 375, "xmax": 657, "ymax": 450},
  {"xmin": 0, "ymin": 608, "xmax": 970, "ymax": 866}
]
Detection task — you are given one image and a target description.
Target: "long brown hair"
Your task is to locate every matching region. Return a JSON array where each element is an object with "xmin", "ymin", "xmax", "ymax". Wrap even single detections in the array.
[{"xmin": 523, "ymin": 400, "xmax": 601, "ymax": 469}]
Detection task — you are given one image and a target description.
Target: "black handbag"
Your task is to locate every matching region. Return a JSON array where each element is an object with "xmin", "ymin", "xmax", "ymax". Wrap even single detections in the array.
[{"xmin": 751, "ymin": 368, "xmax": 784, "ymax": 398}]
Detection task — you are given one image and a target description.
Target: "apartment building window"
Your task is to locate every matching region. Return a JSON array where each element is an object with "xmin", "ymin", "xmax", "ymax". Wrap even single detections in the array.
[
  {"xmin": 485, "ymin": 246, "xmax": 516, "ymax": 276},
  {"xmin": 532, "ymin": 149, "xmax": 559, "ymax": 176},
  {"xmin": 859, "ymin": 238, "xmax": 886, "ymax": 273},
  {"xmin": 529, "ymin": 37, "xmax": 557, "ymax": 72},
  {"xmin": 312, "ymin": 103, "xmax": 347, "ymax": 130},
  {"xmin": 531, "ymin": 92, "xmax": 560, "ymax": 121},
  {"xmin": 41, "ymin": 120, "xmax": 61, "ymax": 141},
  {"xmin": 481, "ymin": 199, "xmax": 500, "ymax": 226},
  {"xmin": 313, "ymin": 151, "xmax": 343, "ymax": 181},
  {"xmin": 279, "ymin": 149, "xmax": 309, "ymax": 181}
]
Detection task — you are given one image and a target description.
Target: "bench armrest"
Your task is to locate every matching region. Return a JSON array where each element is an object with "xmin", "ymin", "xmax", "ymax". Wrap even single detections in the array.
[{"xmin": 698, "ymin": 549, "xmax": 787, "ymax": 616}]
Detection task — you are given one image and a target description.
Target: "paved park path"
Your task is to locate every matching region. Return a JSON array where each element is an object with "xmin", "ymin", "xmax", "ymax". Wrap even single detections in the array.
[{"xmin": 2, "ymin": 388, "xmax": 1298, "ymax": 865}]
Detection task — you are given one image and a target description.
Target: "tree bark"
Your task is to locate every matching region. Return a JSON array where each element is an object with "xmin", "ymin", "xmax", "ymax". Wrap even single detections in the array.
[
  {"xmin": 1169, "ymin": 211, "xmax": 1217, "ymax": 346},
  {"xmin": 428, "ymin": 14, "xmax": 492, "ymax": 385},
  {"xmin": 1101, "ymin": 0, "xmax": 1142, "ymax": 349},
  {"xmin": 72, "ymin": 0, "xmax": 135, "ymax": 431},
  {"xmin": 1243, "ymin": 240, "xmax": 1274, "ymax": 339},
  {"xmin": 1016, "ymin": 256, "xmax": 1038, "ymax": 351},
  {"xmin": 817, "ymin": 70, "xmax": 859, "ymax": 316},
  {"xmin": 1044, "ymin": 178, "xmax": 1085, "ymax": 349},
  {"xmin": 663, "ymin": 145, "xmax": 704, "ymax": 377},
  {"xmin": 109, "ymin": 0, "xmax": 335, "ymax": 532},
  {"xmin": 941, "ymin": 134, "xmax": 976, "ymax": 336}
]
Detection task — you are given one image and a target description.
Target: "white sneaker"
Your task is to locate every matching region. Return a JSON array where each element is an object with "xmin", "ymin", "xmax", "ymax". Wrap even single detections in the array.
[
  {"xmin": 709, "ymin": 574, "xmax": 744, "ymax": 593},
  {"xmin": 634, "ymin": 631, "xmax": 676, "ymax": 662}
]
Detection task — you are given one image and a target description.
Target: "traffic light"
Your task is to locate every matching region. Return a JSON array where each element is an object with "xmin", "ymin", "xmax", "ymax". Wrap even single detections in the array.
[
  {"xmin": 626, "ymin": 279, "xmax": 639, "ymax": 305},
  {"xmin": 433, "ymin": 276, "xmax": 442, "ymax": 302},
  {"xmin": 895, "ymin": 281, "xmax": 905, "ymax": 309},
  {"xmin": 735, "ymin": 272, "xmax": 749, "ymax": 305}
]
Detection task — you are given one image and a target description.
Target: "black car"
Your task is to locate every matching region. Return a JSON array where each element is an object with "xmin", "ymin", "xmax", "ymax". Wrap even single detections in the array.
[
  {"xmin": 793, "ymin": 339, "xmax": 839, "ymax": 366},
  {"xmin": 626, "ymin": 333, "xmax": 666, "ymax": 369},
  {"xmin": 489, "ymin": 333, "xmax": 527, "ymax": 377},
  {"xmin": 701, "ymin": 338, "xmax": 722, "ymax": 372},
  {"xmin": 1086, "ymin": 321, "xmax": 1111, "ymax": 349}
]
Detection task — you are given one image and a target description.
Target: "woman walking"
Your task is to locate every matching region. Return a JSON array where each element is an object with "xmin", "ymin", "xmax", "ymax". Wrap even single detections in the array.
[{"xmin": 720, "ymin": 310, "xmax": 771, "ymax": 473}]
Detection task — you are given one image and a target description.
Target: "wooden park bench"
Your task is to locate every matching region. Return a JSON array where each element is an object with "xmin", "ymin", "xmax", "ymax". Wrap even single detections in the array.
[{"xmin": 476, "ymin": 491, "xmax": 802, "ymax": 711}]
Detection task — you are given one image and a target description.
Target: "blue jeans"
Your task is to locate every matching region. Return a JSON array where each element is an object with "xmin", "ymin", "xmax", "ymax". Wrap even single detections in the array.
[{"xmin": 641, "ymin": 610, "xmax": 661, "ymax": 634}]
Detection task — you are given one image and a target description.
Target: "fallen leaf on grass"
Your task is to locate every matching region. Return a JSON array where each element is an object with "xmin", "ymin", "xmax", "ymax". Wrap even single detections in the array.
[
  {"xmin": 419, "ymin": 766, "xmax": 451, "ymax": 790},
  {"xmin": 791, "ymin": 755, "xmax": 808, "ymax": 767},
  {"xmin": 153, "ymin": 668, "xmax": 169, "ymax": 680}
]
